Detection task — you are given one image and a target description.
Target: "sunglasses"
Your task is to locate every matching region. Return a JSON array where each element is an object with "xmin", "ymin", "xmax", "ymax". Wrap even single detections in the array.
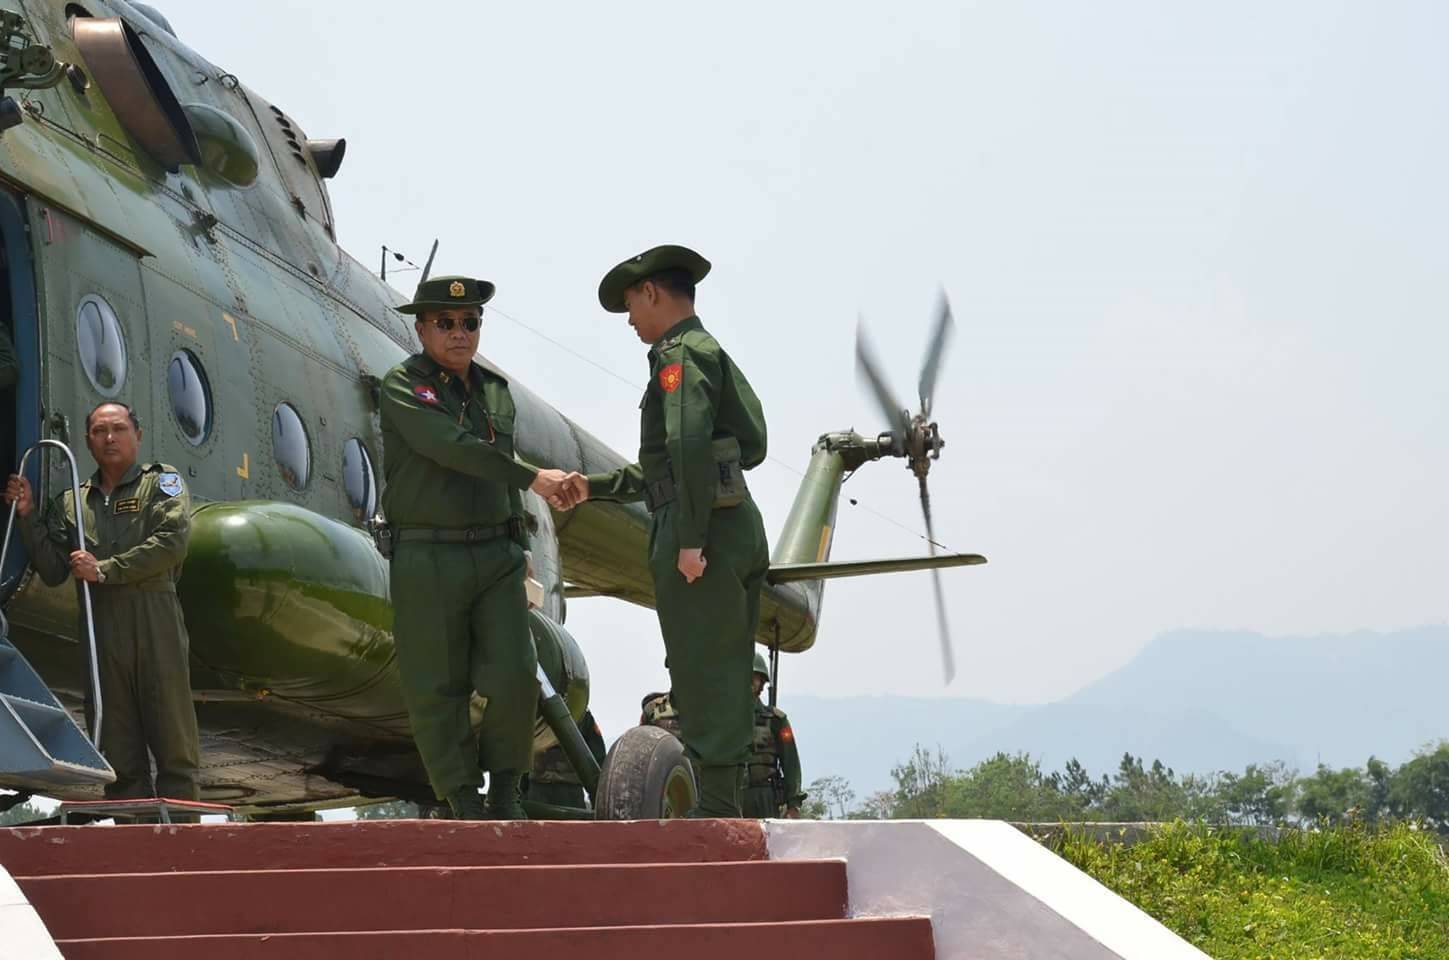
[{"xmin": 430, "ymin": 313, "xmax": 482, "ymax": 333}]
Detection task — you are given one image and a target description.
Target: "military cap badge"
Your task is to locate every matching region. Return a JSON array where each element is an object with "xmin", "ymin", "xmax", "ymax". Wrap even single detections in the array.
[{"xmin": 449, "ymin": 280, "xmax": 466, "ymax": 298}]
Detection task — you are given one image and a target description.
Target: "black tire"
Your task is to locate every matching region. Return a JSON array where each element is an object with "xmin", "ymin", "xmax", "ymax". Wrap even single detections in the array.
[{"xmin": 594, "ymin": 725, "xmax": 697, "ymax": 820}]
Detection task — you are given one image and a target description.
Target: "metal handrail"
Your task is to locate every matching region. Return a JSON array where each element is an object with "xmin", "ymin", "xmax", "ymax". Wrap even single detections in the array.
[{"xmin": 1, "ymin": 440, "xmax": 103, "ymax": 749}]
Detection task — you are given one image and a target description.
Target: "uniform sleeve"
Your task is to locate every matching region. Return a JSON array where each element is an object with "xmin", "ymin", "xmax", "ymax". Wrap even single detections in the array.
[
  {"xmin": 97, "ymin": 479, "xmax": 190, "ymax": 584},
  {"xmin": 776, "ymin": 712, "xmax": 805, "ymax": 807},
  {"xmin": 18, "ymin": 494, "xmax": 74, "ymax": 586},
  {"xmin": 381, "ymin": 370, "xmax": 539, "ymax": 489},
  {"xmin": 663, "ymin": 341, "xmax": 722, "ymax": 550},
  {"xmin": 586, "ymin": 462, "xmax": 647, "ymax": 503}
]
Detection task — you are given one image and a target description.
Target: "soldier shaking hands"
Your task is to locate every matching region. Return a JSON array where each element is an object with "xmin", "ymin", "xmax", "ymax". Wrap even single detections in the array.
[
  {"xmin": 380, "ymin": 275, "xmax": 572, "ymax": 820},
  {"xmin": 551, "ymin": 245, "xmax": 769, "ymax": 818}
]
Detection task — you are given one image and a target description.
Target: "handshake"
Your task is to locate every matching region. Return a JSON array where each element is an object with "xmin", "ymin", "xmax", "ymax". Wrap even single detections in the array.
[{"xmin": 529, "ymin": 469, "xmax": 589, "ymax": 512}]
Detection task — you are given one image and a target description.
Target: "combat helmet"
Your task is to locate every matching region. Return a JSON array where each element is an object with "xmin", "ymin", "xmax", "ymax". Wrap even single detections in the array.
[{"xmin": 752, "ymin": 652, "xmax": 770, "ymax": 684}]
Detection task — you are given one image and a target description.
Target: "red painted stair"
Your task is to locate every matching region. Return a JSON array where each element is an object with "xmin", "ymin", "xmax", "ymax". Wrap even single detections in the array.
[{"xmin": 0, "ymin": 820, "xmax": 934, "ymax": 959}]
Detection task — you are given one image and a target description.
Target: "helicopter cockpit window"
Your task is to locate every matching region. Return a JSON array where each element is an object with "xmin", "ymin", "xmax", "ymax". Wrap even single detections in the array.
[
  {"xmin": 75, "ymin": 295, "xmax": 127, "ymax": 398},
  {"xmin": 167, "ymin": 350, "xmax": 212, "ymax": 446},
  {"xmin": 271, "ymin": 402, "xmax": 310, "ymax": 491},
  {"xmin": 341, "ymin": 438, "xmax": 377, "ymax": 521}
]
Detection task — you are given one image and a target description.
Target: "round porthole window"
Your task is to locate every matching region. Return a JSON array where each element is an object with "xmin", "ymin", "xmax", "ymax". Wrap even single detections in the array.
[
  {"xmin": 167, "ymin": 350, "xmax": 212, "ymax": 446},
  {"xmin": 271, "ymin": 402, "xmax": 310, "ymax": 490},
  {"xmin": 342, "ymin": 438, "xmax": 377, "ymax": 522},
  {"xmin": 76, "ymin": 294, "xmax": 127, "ymax": 398}
]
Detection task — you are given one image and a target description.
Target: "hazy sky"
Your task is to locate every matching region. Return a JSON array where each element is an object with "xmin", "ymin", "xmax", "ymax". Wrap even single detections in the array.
[{"xmin": 166, "ymin": 1, "xmax": 1448, "ymax": 743}]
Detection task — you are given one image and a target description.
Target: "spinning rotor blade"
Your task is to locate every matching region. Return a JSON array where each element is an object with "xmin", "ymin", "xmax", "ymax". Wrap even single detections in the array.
[
  {"xmin": 918, "ymin": 475, "xmax": 957, "ymax": 685},
  {"xmin": 918, "ymin": 292, "xmax": 954, "ymax": 418},
  {"xmin": 855, "ymin": 320, "xmax": 910, "ymax": 434}
]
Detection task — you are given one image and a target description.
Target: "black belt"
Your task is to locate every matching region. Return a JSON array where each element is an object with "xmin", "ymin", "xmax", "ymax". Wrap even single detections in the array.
[{"xmin": 394, "ymin": 520, "xmax": 519, "ymax": 544}]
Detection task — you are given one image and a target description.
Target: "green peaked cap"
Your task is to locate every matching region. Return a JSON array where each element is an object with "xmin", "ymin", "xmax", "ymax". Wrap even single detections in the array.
[
  {"xmin": 395, "ymin": 275, "xmax": 496, "ymax": 315},
  {"xmin": 597, "ymin": 244, "xmax": 711, "ymax": 313}
]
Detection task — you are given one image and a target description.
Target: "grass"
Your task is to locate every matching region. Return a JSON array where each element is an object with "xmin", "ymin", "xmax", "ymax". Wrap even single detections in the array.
[{"xmin": 1050, "ymin": 821, "xmax": 1449, "ymax": 959}]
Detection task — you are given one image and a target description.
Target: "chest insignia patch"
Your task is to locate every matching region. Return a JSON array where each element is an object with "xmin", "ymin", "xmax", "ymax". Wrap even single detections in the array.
[
  {"xmin": 658, "ymin": 363, "xmax": 683, "ymax": 393},
  {"xmin": 113, "ymin": 497, "xmax": 141, "ymax": 515},
  {"xmin": 157, "ymin": 473, "xmax": 184, "ymax": 498},
  {"xmin": 413, "ymin": 384, "xmax": 440, "ymax": 405}
]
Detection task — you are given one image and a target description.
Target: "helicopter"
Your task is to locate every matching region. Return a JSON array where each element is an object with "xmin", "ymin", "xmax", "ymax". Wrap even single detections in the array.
[{"xmin": 0, "ymin": 0, "xmax": 984, "ymax": 818}]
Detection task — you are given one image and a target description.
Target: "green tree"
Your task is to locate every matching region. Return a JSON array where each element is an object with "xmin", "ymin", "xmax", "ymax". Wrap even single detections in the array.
[
  {"xmin": 943, "ymin": 752, "xmax": 1069, "ymax": 821},
  {"xmin": 1060, "ymin": 758, "xmax": 1108, "ymax": 818},
  {"xmin": 1216, "ymin": 762, "xmax": 1294, "ymax": 825},
  {"xmin": 803, "ymin": 775, "xmax": 855, "ymax": 820},
  {"xmin": 1102, "ymin": 754, "xmax": 1189, "ymax": 821},
  {"xmin": 890, "ymin": 744, "xmax": 953, "ymax": 819},
  {"xmin": 1389, "ymin": 741, "xmax": 1449, "ymax": 832},
  {"xmin": 1295, "ymin": 764, "xmax": 1371, "ymax": 826}
]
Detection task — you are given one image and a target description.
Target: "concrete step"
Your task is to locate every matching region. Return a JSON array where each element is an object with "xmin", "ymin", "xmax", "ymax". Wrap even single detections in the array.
[
  {"xmin": 21, "ymin": 859, "xmax": 847, "ymax": 939},
  {"xmin": 54, "ymin": 917, "xmax": 936, "ymax": 960},
  {"xmin": 0, "ymin": 819, "xmax": 766, "ymax": 876}
]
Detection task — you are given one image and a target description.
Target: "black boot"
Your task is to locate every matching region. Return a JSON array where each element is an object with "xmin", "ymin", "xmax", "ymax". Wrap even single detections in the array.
[
  {"xmin": 446, "ymin": 785, "xmax": 487, "ymax": 820},
  {"xmin": 688, "ymin": 764, "xmax": 743, "ymax": 818},
  {"xmin": 485, "ymin": 771, "xmax": 527, "ymax": 820}
]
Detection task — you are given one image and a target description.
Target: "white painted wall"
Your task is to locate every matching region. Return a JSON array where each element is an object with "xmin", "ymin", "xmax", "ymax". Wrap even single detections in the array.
[
  {"xmin": 0, "ymin": 863, "xmax": 63, "ymax": 960},
  {"xmin": 766, "ymin": 819, "xmax": 1210, "ymax": 960}
]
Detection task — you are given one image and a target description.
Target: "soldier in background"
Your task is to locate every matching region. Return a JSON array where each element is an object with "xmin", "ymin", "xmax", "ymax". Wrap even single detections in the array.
[
  {"xmin": 526, "ymin": 709, "xmax": 607, "ymax": 810},
  {"xmin": 3, "ymin": 402, "xmax": 200, "ymax": 801},
  {"xmin": 743, "ymin": 653, "xmax": 805, "ymax": 819}
]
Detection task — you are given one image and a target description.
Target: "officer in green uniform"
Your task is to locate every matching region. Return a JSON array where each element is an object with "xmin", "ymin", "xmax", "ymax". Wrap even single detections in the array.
[
  {"xmin": 380, "ymin": 275, "xmax": 571, "ymax": 820},
  {"xmin": 743, "ymin": 653, "xmax": 805, "ymax": 819},
  {"xmin": 559, "ymin": 245, "xmax": 770, "ymax": 818},
  {"xmin": 3, "ymin": 402, "xmax": 200, "ymax": 800}
]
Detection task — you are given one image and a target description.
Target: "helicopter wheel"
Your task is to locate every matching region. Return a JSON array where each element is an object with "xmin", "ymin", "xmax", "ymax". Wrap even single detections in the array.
[{"xmin": 593, "ymin": 725, "xmax": 697, "ymax": 820}]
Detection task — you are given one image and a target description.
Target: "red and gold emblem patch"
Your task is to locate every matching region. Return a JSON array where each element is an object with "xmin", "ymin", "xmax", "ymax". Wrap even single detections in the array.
[
  {"xmin": 659, "ymin": 363, "xmax": 683, "ymax": 393},
  {"xmin": 413, "ymin": 384, "xmax": 440, "ymax": 404}
]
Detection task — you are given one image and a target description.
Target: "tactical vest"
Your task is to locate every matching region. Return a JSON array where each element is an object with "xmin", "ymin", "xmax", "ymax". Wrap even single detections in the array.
[
  {"xmin": 641, "ymin": 694, "xmax": 682, "ymax": 736},
  {"xmin": 747, "ymin": 709, "xmax": 781, "ymax": 787}
]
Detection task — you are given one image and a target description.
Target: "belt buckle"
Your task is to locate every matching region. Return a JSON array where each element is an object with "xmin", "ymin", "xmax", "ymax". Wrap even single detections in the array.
[{"xmin": 464, "ymin": 528, "xmax": 480, "ymax": 543}]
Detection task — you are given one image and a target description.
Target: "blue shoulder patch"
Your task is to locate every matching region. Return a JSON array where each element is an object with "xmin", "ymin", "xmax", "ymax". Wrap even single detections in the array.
[{"xmin": 158, "ymin": 472, "xmax": 184, "ymax": 498}]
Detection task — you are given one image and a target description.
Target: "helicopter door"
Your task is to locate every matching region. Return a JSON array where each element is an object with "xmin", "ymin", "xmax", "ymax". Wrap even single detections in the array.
[{"xmin": 0, "ymin": 190, "xmax": 37, "ymax": 601}]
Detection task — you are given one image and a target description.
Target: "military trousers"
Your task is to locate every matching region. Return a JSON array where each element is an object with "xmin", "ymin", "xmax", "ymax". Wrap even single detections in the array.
[
  {"xmin": 80, "ymin": 587, "xmax": 200, "ymax": 801},
  {"xmin": 391, "ymin": 538, "xmax": 539, "ymax": 799},
  {"xmin": 742, "ymin": 784, "xmax": 781, "ymax": 819},
  {"xmin": 649, "ymin": 498, "xmax": 769, "ymax": 767}
]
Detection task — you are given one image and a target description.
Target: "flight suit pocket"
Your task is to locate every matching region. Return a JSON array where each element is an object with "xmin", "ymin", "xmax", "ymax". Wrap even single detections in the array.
[{"xmin": 489, "ymin": 413, "xmax": 515, "ymax": 454}]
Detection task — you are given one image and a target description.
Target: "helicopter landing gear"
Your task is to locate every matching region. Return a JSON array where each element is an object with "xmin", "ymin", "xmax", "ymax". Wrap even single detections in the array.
[{"xmin": 593, "ymin": 725, "xmax": 697, "ymax": 820}]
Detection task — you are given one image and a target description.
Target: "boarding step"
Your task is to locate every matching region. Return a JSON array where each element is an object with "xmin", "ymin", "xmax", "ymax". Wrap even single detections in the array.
[{"xmin": 0, "ymin": 634, "xmax": 113, "ymax": 790}]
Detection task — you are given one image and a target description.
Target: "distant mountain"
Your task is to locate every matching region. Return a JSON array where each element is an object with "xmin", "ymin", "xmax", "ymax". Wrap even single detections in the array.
[{"xmin": 785, "ymin": 625, "xmax": 1449, "ymax": 797}]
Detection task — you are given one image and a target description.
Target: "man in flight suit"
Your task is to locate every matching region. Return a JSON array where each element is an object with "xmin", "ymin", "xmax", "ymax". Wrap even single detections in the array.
[
  {"xmin": 380, "ymin": 275, "xmax": 570, "ymax": 820},
  {"xmin": 556, "ymin": 245, "xmax": 770, "ymax": 817},
  {"xmin": 3, "ymin": 402, "xmax": 200, "ymax": 800},
  {"xmin": 743, "ymin": 653, "xmax": 805, "ymax": 819}
]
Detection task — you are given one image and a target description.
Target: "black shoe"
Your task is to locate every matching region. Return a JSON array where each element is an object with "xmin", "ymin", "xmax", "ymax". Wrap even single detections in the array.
[
  {"xmin": 446, "ymin": 786, "xmax": 487, "ymax": 820},
  {"xmin": 485, "ymin": 771, "xmax": 527, "ymax": 820}
]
